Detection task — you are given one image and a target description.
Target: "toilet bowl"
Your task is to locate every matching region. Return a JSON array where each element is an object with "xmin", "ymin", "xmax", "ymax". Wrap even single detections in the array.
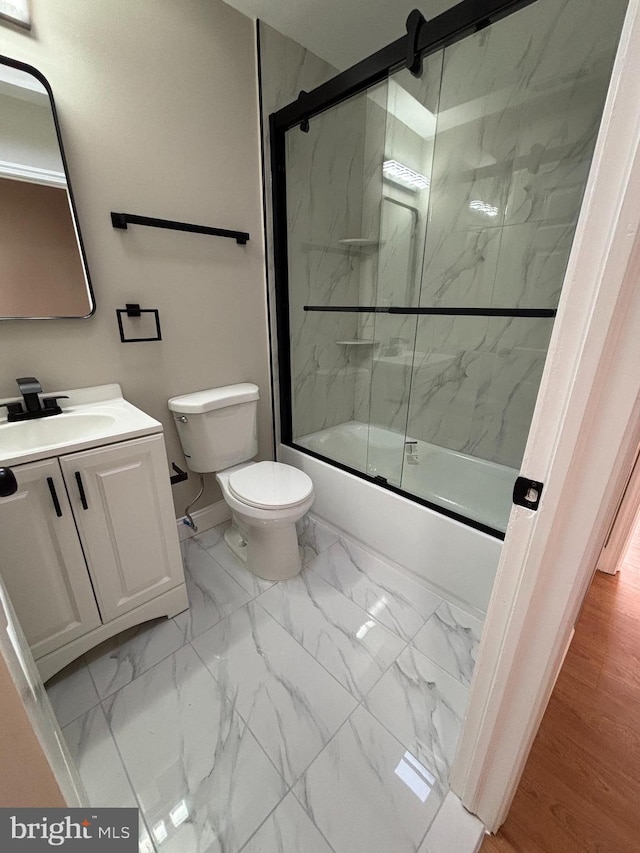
[
  {"xmin": 168, "ymin": 384, "xmax": 314, "ymax": 581},
  {"xmin": 216, "ymin": 461, "xmax": 313, "ymax": 580}
]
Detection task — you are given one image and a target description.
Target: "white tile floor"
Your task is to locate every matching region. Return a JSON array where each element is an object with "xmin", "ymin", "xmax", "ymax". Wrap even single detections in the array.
[{"xmin": 45, "ymin": 514, "xmax": 484, "ymax": 853}]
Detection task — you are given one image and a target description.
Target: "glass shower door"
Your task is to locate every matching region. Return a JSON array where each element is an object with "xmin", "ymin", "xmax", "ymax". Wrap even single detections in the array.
[
  {"xmin": 396, "ymin": 0, "xmax": 627, "ymax": 532},
  {"xmin": 277, "ymin": 0, "xmax": 628, "ymax": 536},
  {"xmin": 364, "ymin": 59, "xmax": 444, "ymax": 488},
  {"xmin": 284, "ymin": 81, "xmax": 389, "ymax": 474}
]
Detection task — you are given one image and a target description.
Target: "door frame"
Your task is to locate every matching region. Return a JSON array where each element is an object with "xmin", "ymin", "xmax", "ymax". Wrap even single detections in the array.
[
  {"xmin": 451, "ymin": 0, "xmax": 640, "ymax": 831},
  {"xmin": 595, "ymin": 441, "xmax": 640, "ymax": 575}
]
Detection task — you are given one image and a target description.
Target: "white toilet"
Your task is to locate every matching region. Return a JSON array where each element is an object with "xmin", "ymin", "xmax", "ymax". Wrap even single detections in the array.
[{"xmin": 168, "ymin": 383, "xmax": 313, "ymax": 581}]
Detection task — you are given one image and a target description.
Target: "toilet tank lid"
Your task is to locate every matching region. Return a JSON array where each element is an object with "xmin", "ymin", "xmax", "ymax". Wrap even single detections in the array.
[{"xmin": 168, "ymin": 383, "xmax": 259, "ymax": 414}]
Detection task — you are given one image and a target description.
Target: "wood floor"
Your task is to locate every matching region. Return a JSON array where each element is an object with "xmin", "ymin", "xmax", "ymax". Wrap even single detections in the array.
[{"xmin": 481, "ymin": 527, "xmax": 640, "ymax": 853}]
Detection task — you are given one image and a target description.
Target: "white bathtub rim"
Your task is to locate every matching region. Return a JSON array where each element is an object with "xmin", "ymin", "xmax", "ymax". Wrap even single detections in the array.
[{"xmin": 295, "ymin": 420, "xmax": 516, "ymax": 535}]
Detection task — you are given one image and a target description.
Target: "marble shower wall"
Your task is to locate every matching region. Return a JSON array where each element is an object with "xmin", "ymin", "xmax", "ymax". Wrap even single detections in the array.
[
  {"xmin": 261, "ymin": 22, "xmax": 382, "ymax": 439},
  {"xmin": 285, "ymin": 91, "xmax": 372, "ymax": 437},
  {"xmin": 260, "ymin": 26, "xmax": 446, "ymax": 444},
  {"xmin": 421, "ymin": 0, "xmax": 627, "ymax": 309},
  {"xmin": 404, "ymin": 0, "xmax": 628, "ymax": 468},
  {"xmin": 258, "ymin": 23, "xmax": 341, "ymax": 440},
  {"xmin": 405, "ymin": 316, "xmax": 555, "ymax": 467}
]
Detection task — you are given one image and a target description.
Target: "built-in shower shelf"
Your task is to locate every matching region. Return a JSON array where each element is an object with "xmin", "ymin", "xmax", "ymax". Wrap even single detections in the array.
[
  {"xmin": 338, "ymin": 238, "xmax": 380, "ymax": 248},
  {"xmin": 335, "ymin": 339, "xmax": 377, "ymax": 346}
]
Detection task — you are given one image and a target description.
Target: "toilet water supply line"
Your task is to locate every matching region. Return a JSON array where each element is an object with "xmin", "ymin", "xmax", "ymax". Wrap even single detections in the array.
[{"xmin": 183, "ymin": 473, "xmax": 205, "ymax": 533}]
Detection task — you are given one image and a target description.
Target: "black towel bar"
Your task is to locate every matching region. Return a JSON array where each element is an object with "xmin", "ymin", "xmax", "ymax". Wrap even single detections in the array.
[{"xmin": 111, "ymin": 212, "xmax": 249, "ymax": 244}]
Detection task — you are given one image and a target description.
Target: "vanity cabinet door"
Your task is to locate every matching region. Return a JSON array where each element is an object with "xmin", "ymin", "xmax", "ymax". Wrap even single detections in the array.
[
  {"xmin": 60, "ymin": 434, "xmax": 184, "ymax": 622},
  {"xmin": 0, "ymin": 458, "xmax": 101, "ymax": 658}
]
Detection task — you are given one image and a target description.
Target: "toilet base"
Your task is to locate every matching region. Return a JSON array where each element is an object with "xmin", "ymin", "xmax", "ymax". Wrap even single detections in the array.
[
  {"xmin": 224, "ymin": 525, "xmax": 248, "ymax": 563},
  {"xmin": 225, "ymin": 516, "xmax": 304, "ymax": 581}
]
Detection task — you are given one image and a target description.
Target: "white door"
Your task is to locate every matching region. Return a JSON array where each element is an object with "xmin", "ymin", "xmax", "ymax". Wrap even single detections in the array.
[
  {"xmin": 0, "ymin": 458, "xmax": 101, "ymax": 659},
  {"xmin": 0, "ymin": 573, "xmax": 87, "ymax": 806},
  {"xmin": 60, "ymin": 435, "xmax": 184, "ymax": 622},
  {"xmin": 452, "ymin": 0, "xmax": 640, "ymax": 831}
]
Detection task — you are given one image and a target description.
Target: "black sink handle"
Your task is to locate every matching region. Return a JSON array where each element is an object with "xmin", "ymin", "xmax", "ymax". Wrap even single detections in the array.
[
  {"xmin": 0, "ymin": 401, "xmax": 24, "ymax": 417},
  {"xmin": 42, "ymin": 395, "xmax": 69, "ymax": 412},
  {"xmin": 0, "ymin": 467, "xmax": 18, "ymax": 497}
]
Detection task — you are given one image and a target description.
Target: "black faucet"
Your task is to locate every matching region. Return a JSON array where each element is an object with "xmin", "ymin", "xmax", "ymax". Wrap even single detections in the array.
[
  {"xmin": 0, "ymin": 378, "xmax": 68, "ymax": 422},
  {"xmin": 17, "ymin": 377, "xmax": 43, "ymax": 413}
]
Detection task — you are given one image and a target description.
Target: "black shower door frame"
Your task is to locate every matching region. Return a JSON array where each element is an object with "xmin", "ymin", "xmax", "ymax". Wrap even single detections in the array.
[{"xmin": 269, "ymin": 0, "xmax": 543, "ymax": 540}]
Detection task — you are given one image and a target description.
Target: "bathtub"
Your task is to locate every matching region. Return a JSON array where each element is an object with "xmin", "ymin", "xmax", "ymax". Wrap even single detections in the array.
[
  {"xmin": 284, "ymin": 420, "xmax": 511, "ymax": 613},
  {"xmin": 296, "ymin": 421, "xmax": 517, "ymax": 535}
]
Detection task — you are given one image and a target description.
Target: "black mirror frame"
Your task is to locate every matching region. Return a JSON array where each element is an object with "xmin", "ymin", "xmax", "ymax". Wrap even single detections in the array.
[{"xmin": 0, "ymin": 54, "xmax": 95, "ymax": 320}]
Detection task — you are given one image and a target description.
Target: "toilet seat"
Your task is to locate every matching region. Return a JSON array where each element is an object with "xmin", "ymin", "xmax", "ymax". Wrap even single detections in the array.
[{"xmin": 228, "ymin": 461, "xmax": 313, "ymax": 510}]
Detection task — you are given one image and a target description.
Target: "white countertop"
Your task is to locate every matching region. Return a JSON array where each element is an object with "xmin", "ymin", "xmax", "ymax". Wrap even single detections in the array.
[{"xmin": 0, "ymin": 384, "xmax": 162, "ymax": 466}]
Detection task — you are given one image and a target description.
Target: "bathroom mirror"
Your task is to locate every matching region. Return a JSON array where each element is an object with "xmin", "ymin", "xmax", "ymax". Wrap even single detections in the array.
[{"xmin": 0, "ymin": 56, "xmax": 94, "ymax": 319}]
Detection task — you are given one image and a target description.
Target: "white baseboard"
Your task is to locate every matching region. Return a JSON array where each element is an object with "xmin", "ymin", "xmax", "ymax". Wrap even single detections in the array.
[
  {"xmin": 176, "ymin": 501, "xmax": 231, "ymax": 540},
  {"xmin": 420, "ymin": 792, "xmax": 485, "ymax": 853}
]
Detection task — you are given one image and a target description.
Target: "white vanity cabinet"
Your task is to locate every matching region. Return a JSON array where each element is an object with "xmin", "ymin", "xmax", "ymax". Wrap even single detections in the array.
[
  {"xmin": 0, "ymin": 458, "xmax": 102, "ymax": 659},
  {"xmin": 60, "ymin": 435, "xmax": 185, "ymax": 622},
  {"xmin": 0, "ymin": 431, "xmax": 188, "ymax": 680}
]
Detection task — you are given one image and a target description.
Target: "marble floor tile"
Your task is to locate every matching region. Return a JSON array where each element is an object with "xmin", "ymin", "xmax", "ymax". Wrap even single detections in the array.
[
  {"xmin": 106, "ymin": 645, "xmax": 287, "ymax": 853},
  {"xmin": 45, "ymin": 659, "xmax": 100, "ymax": 727},
  {"xmin": 412, "ymin": 602, "xmax": 484, "ymax": 687},
  {"xmin": 240, "ymin": 793, "xmax": 333, "ymax": 853},
  {"xmin": 174, "ymin": 539, "xmax": 251, "ymax": 641},
  {"xmin": 52, "ymin": 526, "xmax": 479, "ymax": 852},
  {"xmin": 62, "ymin": 704, "xmax": 137, "ymax": 809},
  {"xmin": 86, "ymin": 618, "xmax": 185, "ymax": 699},
  {"xmin": 192, "ymin": 602, "xmax": 356, "ymax": 785},
  {"xmin": 193, "ymin": 523, "xmax": 228, "ymax": 551},
  {"xmin": 297, "ymin": 514, "xmax": 340, "ymax": 564},
  {"xmin": 309, "ymin": 539, "xmax": 443, "ymax": 642},
  {"xmin": 258, "ymin": 569, "xmax": 405, "ymax": 701},
  {"xmin": 365, "ymin": 646, "xmax": 469, "ymax": 786},
  {"xmin": 204, "ymin": 537, "xmax": 275, "ymax": 598},
  {"xmin": 294, "ymin": 706, "xmax": 445, "ymax": 853}
]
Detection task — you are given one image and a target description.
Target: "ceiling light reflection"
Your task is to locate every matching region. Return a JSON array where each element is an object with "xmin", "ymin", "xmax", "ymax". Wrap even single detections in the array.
[
  {"xmin": 394, "ymin": 751, "xmax": 437, "ymax": 803},
  {"xmin": 368, "ymin": 597, "xmax": 388, "ymax": 618},
  {"xmin": 152, "ymin": 821, "xmax": 168, "ymax": 845},
  {"xmin": 356, "ymin": 619, "xmax": 377, "ymax": 640},
  {"xmin": 469, "ymin": 199, "xmax": 499, "ymax": 217},
  {"xmin": 383, "ymin": 159, "xmax": 430, "ymax": 193},
  {"xmin": 139, "ymin": 834, "xmax": 155, "ymax": 853},
  {"xmin": 170, "ymin": 800, "xmax": 189, "ymax": 829}
]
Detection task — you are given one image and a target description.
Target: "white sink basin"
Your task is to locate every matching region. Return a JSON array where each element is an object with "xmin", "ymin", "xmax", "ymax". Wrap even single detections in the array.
[
  {"xmin": 0, "ymin": 413, "xmax": 117, "ymax": 453},
  {"xmin": 0, "ymin": 384, "xmax": 162, "ymax": 466}
]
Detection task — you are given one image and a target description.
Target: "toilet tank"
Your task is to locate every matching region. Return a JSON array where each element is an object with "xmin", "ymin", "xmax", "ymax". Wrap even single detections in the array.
[{"xmin": 168, "ymin": 383, "xmax": 259, "ymax": 473}]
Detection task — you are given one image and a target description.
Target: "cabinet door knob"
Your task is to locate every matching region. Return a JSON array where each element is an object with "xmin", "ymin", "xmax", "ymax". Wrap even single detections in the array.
[
  {"xmin": 0, "ymin": 467, "xmax": 18, "ymax": 497},
  {"xmin": 46, "ymin": 477, "xmax": 63, "ymax": 517},
  {"xmin": 74, "ymin": 471, "xmax": 88, "ymax": 510}
]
